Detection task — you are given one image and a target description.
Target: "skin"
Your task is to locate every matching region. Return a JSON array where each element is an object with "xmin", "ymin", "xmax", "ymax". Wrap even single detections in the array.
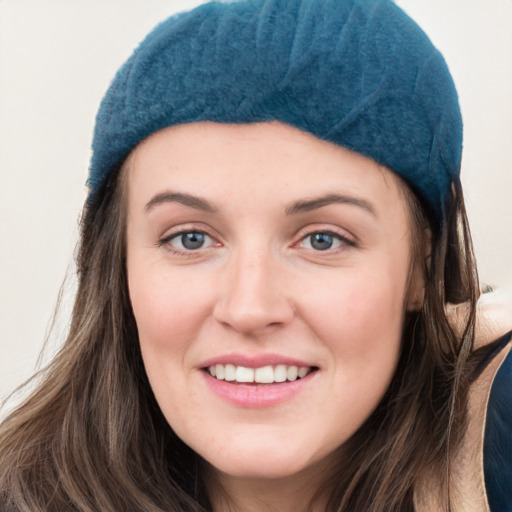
[
  {"xmin": 125, "ymin": 121, "xmax": 425, "ymax": 511},
  {"xmin": 447, "ymin": 287, "xmax": 512, "ymax": 347}
]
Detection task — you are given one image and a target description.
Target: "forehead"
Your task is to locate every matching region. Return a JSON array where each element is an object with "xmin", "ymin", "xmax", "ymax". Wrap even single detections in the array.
[{"xmin": 124, "ymin": 121, "xmax": 409, "ymax": 222}]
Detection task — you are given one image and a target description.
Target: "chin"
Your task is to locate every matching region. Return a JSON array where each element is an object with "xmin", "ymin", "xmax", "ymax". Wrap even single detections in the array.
[{"xmin": 198, "ymin": 435, "xmax": 339, "ymax": 482}]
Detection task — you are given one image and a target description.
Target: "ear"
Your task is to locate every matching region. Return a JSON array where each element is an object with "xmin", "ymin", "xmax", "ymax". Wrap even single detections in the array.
[{"xmin": 406, "ymin": 228, "xmax": 431, "ymax": 311}]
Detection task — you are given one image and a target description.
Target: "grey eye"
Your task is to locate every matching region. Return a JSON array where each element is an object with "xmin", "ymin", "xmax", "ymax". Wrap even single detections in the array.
[
  {"xmin": 181, "ymin": 232, "xmax": 206, "ymax": 250},
  {"xmin": 309, "ymin": 233, "xmax": 334, "ymax": 251},
  {"xmin": 300, "ymin": 232, "xmax": 348, "ymax": 252},
  {"xmin": 167, "ymin": 231, "xmax": 214, "ymax": 251}
]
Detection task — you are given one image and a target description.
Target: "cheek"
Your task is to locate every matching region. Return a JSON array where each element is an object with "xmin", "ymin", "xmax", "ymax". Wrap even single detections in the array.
[
  {"xmin": 127, "ymin": 266, "xmax": 214, "ymax": 428},
  {"xmin": 297, "ymin": 259, "xmax": 407, "ymax": 404},
  {"xmin": 128, "ymin": 264, "xmax": 213, "ymax": 359},
  {"xmin": 298, "ymin": 270, "xmax": 405, "ymax": 439},
  {"xmin": 303, "ymin": 266, "xmax": 406, "ymax": 346}
]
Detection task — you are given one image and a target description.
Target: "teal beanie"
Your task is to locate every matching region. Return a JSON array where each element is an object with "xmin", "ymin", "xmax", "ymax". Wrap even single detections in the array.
[{"xmin": 89, "ymin": 0, "xmax": 462, "ymax": 221}]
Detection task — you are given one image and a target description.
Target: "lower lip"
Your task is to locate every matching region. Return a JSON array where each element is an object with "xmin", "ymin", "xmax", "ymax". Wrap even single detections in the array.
[{"xmin": 201, "ymin": 371, "xmax": 316, "ymax": 408}]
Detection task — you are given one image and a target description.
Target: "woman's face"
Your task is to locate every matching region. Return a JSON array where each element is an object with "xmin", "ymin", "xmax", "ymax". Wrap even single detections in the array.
[{"xmin": 126, "ymin": 122, "xmax": 423, "ymax": 484}]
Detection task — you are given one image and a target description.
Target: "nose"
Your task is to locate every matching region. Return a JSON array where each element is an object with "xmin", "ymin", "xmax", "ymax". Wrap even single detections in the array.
[{"xmin": 213, "ymin": 247, "xmax": 294, "ymax": 335}]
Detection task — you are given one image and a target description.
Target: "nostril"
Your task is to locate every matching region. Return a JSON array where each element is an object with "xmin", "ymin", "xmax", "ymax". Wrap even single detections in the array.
[{"xmin": 213, "ymin": 303, "xmax": 293, "ymax": 335}]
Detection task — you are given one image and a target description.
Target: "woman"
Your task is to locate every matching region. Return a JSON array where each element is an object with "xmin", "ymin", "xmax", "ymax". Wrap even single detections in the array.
[{"xmin": 0, "ymin": 0, "xmax": 510, "ymax": 511}]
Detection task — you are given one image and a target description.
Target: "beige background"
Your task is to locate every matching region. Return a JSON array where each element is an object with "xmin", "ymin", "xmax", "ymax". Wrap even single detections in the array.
[{"xmin": 1, "ymin": 0, "xmax": 511, "ymax": 410}]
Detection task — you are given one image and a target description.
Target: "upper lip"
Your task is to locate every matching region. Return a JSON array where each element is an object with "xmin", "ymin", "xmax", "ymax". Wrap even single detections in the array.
[{"xmin": 199, "ymin": 353, "xmax": 316, "ymax": 369}]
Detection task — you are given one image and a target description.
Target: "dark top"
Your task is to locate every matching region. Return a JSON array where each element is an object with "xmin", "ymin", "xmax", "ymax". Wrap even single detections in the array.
[{"xmin": 484, "ymin": 331, "xmax": 512, "ymax": 512}]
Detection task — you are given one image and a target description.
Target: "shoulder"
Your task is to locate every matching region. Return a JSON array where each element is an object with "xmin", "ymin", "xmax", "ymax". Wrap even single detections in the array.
[
  {"xmin": 475, "ymin": 288, "xmax": 512, "ymax": 348},
  {"xmin": 446, "ymin": 286, "xmax": 512, "ymax": 349},
  {"xmin": 417, "ymin": 289, "xmax": 512, "ymax": 512}
]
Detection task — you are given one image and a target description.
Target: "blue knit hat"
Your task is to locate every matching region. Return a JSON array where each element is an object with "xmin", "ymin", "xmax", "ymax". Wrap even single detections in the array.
[{"xmin": 89, "ymin": 0, "xmax": 462, "ymax": 221}]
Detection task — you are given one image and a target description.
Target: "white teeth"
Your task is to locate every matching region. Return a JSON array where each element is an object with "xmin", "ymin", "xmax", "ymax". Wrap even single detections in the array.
[
  {"xmin": 207, "ymin": 364, "xmax": 312, "ymax": 383},
  {"xmin": 298, "ymin": 367, "xmax": 309, "ymax": 378},
  {"xmin": 274, "ymin": 365, "xmax": 287, "ymax": 382},
  {"xmin": 287, "ymin": 365, "xmax": 298, "ymax": 381},
  {"xmin": 215, "ymin": 364, "xmax": 225, "ymax": 380},
  {"xmin": 224, "ymin": 364, "xmax": 236, "ymax": 382},
  {"xmin": 235, "ymin": 366, "xmax": 254, "ymax": 383},
  {"xmin": 255, "ymin": 366, "xmax": 274, "ymax": 383}
]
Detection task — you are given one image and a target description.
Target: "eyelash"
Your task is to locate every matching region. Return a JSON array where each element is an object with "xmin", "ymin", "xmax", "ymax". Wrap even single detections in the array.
[
  {"xmin": 157, "ymin": 228, "xmax": 355, "ymax": 256},
  {"xmin": 296, "ymin": 230, "xmax": 355, "ymax": 252},
  {"xmin": 158, "ymin": 229, "xmax": 217, "ymax": 256}
]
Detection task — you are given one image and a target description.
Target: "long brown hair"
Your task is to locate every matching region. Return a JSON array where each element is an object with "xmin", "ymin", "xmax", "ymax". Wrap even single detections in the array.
[
  {"xmin": 0, "ymin": 162, "xmax": 479, "ymax": 511},
  {"xmin": 321, "ymin": 181, "xmax": 480, "ymax": 511}
]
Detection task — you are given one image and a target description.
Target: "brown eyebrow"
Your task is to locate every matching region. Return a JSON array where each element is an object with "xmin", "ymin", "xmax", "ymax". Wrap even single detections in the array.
[
  {"xmin": 145, "ymin": 191, "xmax": 375, "ymax": 217},
  {"xmin": 285, "ymin": 194, "xmax": 377, "ymax": 217},
  {"xmin": 145, "ymin": 191, "xmax": 218, "ymax": 213}
]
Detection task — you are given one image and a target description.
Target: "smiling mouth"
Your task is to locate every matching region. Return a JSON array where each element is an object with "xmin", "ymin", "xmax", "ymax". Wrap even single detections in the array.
[{"xmin": 205, "ymin": 364, "xmax": 317, "ymax": 384}]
